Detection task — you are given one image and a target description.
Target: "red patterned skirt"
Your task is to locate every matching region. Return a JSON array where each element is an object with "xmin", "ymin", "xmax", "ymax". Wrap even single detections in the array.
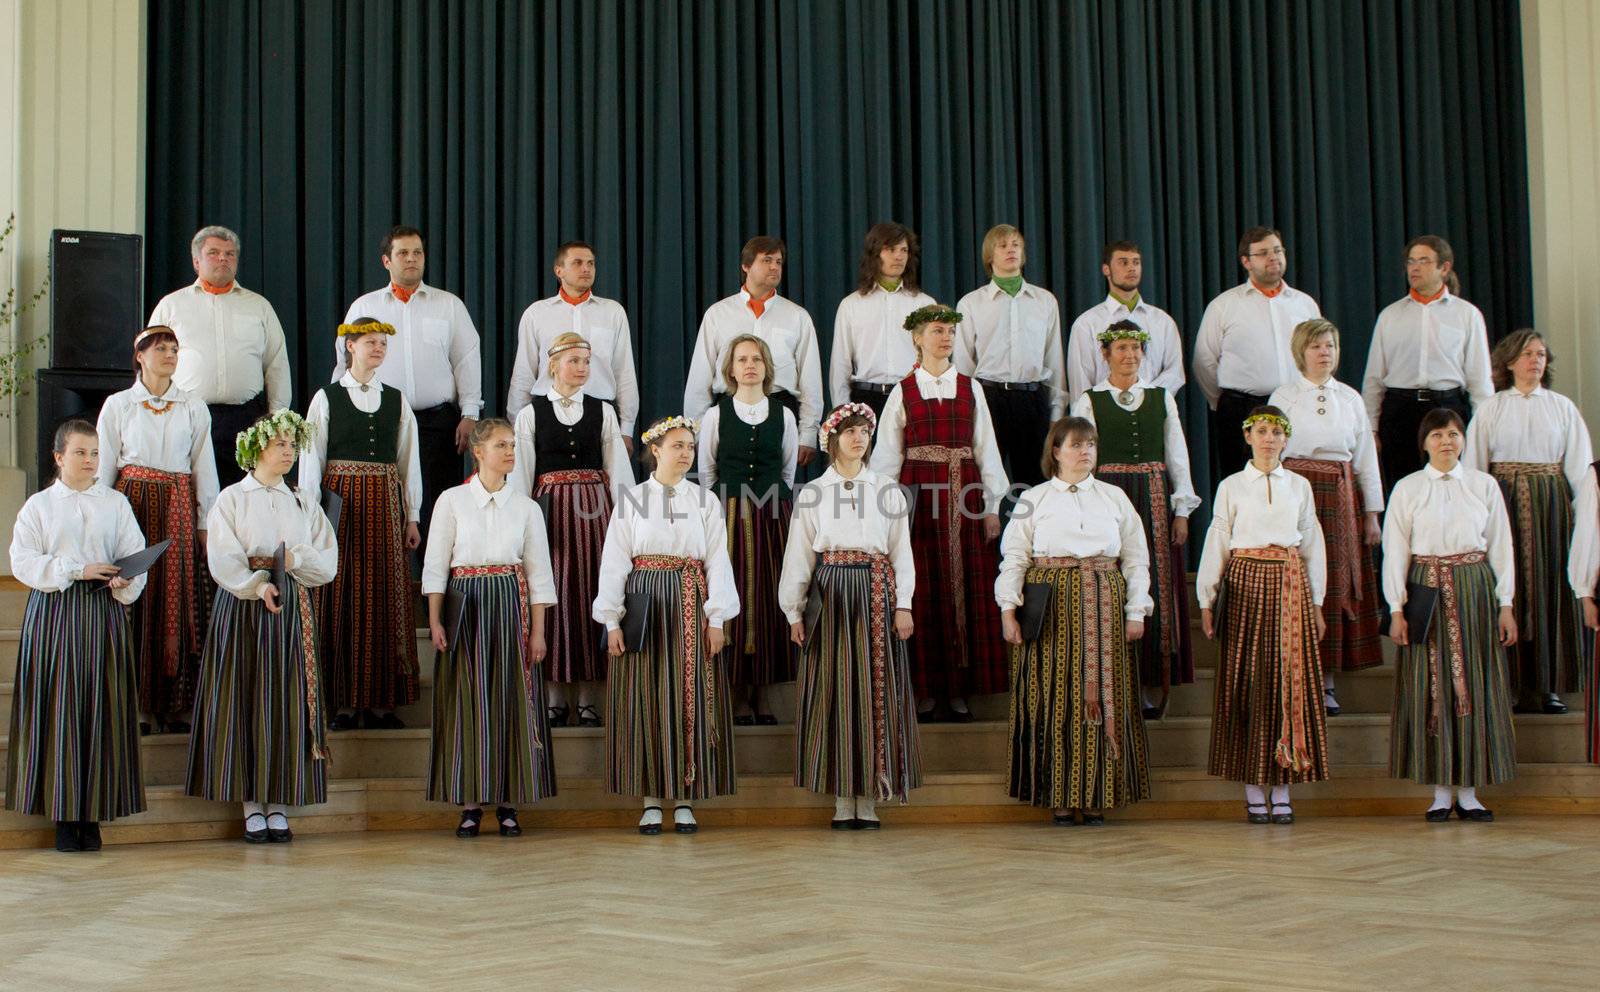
[
  {"xmin": 115, "ymin": 465, "xmax": 207, "ymax": 716},
  {"xmin": 535, "ymin": 469, "xmax": 613, "ymax": 683},
  {"xmin": 722, "ymin": 494, "xmax": 795, "ymax": 686},
  {"xmin": 1283, "ymin": 457, "xmax": 1383, "ymax": 671}
]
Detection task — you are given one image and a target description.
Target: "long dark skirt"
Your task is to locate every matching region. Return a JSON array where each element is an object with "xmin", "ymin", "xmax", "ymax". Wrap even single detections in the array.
[
  {"xmin": 1283, "ymin": 457, "xmax": 1384, "ymax": 671},
  {"xmin": 1390, "ymin": 557, "xmax": 1518, "ymax": 787},
  {"xmin": 116, "ymin": 466, "xmax": 208, "ymax": 716},
  {"xmin": 186, "ymin": 580, "xmax": 328, "ymax": 805},
  {"xmin": 536, "ymin": 470, "xmax": 613, "ymax": 683},
  {"xmin": 1208, "ymin": 549, "xmax": 1331, "ymax": 785},
  {"xmin": 317, "ymin": 461, "xmax": 419, "ymax": 712},
  {"xmin": 723, "ymin": 494, "xmax": 795, "ymax": 687},
  {"xmin": 1096, "ymin": 462, "xmax": 1195, "ymax": 690},
  {"xmin": 794, "ymin": 558, "xmax": 921, "ymax": 801},
  {"xmin": 1009, "ymin": 561, "xmax": 1151, "ymax": 810},
  {"xmin": 606, "ymin": 564, "xmax": 737, "ymax": 800},
  {"xmin": 5, "ymin": 583, "xmax": 145, "ymax": 821},
  {"xmin": 1491, "ymin": 463, "xmax": 1590, "ymax": 695},
  {"xmin": 427, "ymin": 571, "xmax": 556, "ymax": 805}
]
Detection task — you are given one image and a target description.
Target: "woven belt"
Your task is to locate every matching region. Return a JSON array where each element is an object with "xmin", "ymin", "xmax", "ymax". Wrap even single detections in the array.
[
  {"xmin": 1411, "ymin": 551, "xmax": 1485, "ymax": 735},
  {"xmin": 1098, "ymin": 461, "xmax": 1179, "ymax": 657},
  {"xmin": 1031, "ymin": 554, "xmax": 1123, "ymax": 758},
  {"xmin": 632, "ymin": 554, "xmax": 715, "ymax": 786},
  {"xmin": 821, "ymin": 550, "xmax": 898, "ymax": 799},
  {"xmin": 248, "ymin": 554, "xmax": 328, "ymax": 761},
  {"xmin": 905, "ymin": 443, "xmax": 977, "ymax": 668},
  {"xmin": 1230, "ymin": 546, "xmax": 1313, "ymax": 772},
  {"xmin": 1489, "ymin": 461, "xmax": 1561, "ymax": 639},
  {"xmin": 536, "ymin": 468, "xmax": 606, "ymax": 488},
  {"xmin": 1283, "ymin": 457, "xmax": 1363, "ymax": 615},
  {"xmin": 118, "ymin": 465, "xmax": 199, "ymax": 676},
  {"xmin": 323, "ymin": 459, "xmax": 393, "ymax": 476}
]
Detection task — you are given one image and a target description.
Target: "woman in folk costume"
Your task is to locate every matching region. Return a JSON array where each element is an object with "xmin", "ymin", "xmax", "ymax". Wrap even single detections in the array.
[
  {"xmin": 780, "ymin": 402, "xmax": 919, "ymax": 829},
  {"xmin": 1388, "ymin": 408, "xmax": 1518, "ymax": 821},
  {"xmin": 7, "ymin": 421, "xmax": 148, "ymax": 852},
  {"xmin": 424, "ymin": 419, "xmax": 558, "ymax": 838},
  {"xmin": 698, "ymin": 333, "xmax": 798, "ymax": 726},
  {"xmin": 300, "ymin": 317, "xmax": 422, "ymax": 731},
  {"xmin": 1198, "ymin": 406, "xmax": 1329, "ymax": 825},
  {"xmin": 999, "ymin": 416, "xmax": 1153, "ymax": 825},
  {"xmin": 1567, "ymin": 471, "xmax": 1600, "ymax": 763},
  {"xmin": 507, "ymin": 331, "xmax": 633, "ymax": 730},
  {"xmin": 868, "ymin": 303, "xmax": 1009, "ymax": 723},
  {"xmin": 1268, "ymin": 319, "xmax": 1385, "ymax": 715},
  {"xmin": 594, "ymin": 416, "xmax": 740, "ymax": 836},
  {"xmin": 1068, "ymin": 319, "xmax": 1198, "ymax": 719},
  {"xmin": 96, "ymin": 325, "xmax": 220, "ymax": 736},
  {"xmin": 186, "ymin": 411, "xmax": 337, "ymax": 843},
  {"xmin": 1463, "ymin": 329, "xmax": 1593, "ymax": 714}
]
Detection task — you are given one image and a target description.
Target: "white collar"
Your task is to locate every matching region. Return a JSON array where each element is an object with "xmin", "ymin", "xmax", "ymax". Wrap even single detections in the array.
[
  {"xmin": 646, "ymin": 473, "xmax": 692, "ymax": 493},
  {"xmin": 1243, "ymin": 461, "xmax": 1288, "ymax": 481},
  {"xmin": 190, "ymin": 279, "xmax": 242, "ymax": 295},
  {"xmin": 387, "ymin": 281, "xmax": 431, "ymax": 300},
  {"xmin": 238, "ymin": 474, "xmax": 295, "ymax": 497},
  {"xmin": 1101, "ymin": 293, "xmax": 1146, "ymax": 314},
  {"xmin": 129, "ymin": 377, "xmax": 184, "ymax": 402},
  {"xmin": 1091, "ymin": 377, "xmax": 1150, "ymax": 393},
  {"xmin": 1242, "ymin": 281, "xmax": 1293, "ymax": 299},
  {"xmin": 547, "ymin": 385, "xmax": 588, "ymax": 404},
  {"xmin": 1424, "ymin": 462, "xmax": 1465, "ymax": 481},
  {"xmin": 916, "ymin": 363, "xmax": 958, "ymax": 383},
  {"xmin": 1507, "ymin": 385, "xmax": 1547, "ymax": 399},
  {"xmin": 1048, "ymin": 476, "xmax": 1096, "ymax": 493},
  {"xmin": 819, "ymin": 465, "xmax": 872, "ymax": 487},
  {"xmin": 469, "ymin": 474, "xmax": 515, "ymax": 508},
  {"xmin": 340, "ymin": 372, "xmax": 380, "ymax": 391},
  {"xmin": 48, "ymin": 479, "xmax": 107, "ymax": 499},
  {"xmin": 1298, "ymin": 375, "xmax": 1337, "ymax": 390},
  {"xmin": 985, "ymin": 278, "xmax": 1031, "ymax": 299}
]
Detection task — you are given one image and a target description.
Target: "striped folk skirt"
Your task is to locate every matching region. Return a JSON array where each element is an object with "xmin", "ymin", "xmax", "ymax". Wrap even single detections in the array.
[
  {"xmin": 1284, "ymin": 458, "xmax": 1383, "ymax": 671},
  {"xmin": 793, "ymin": 552, "xmax": 922, "ymax": 802},
  {"xmin": 4, "ymin": 583, "xmax": 145, "ymax": 822},
  {"xmin": 186, "ymin": 567, "xmax": 329, "ymax": 806},
  {"xmin": 116, "ymin": 465, "xmax": 208, "ymax": 715},
  {"xmin": 1490, "ymin": 462, "xmax": 1590, "ymax": 695},
  {"xmin": 1097, "ymin": 461, "xmax": 1194, "ymax": 690},
  {"xmin": 606, "ymin": 556, "xmax": 737, "ymax": 801},
  {"xmin": 723, "ymin": 494, "xmax": 796, "ymax": 687},
  {"xmin": 316, "ymin": 461, "xmax": 419, "ymax": 712},
  {"xmin": 536, "ymin": 469, "xmax": 613, "ymax": 684},
  {"xmin": 427, "ymin": 567, "xmax": 556, "ymax": 805},
  {"xmin": 1390, "ymin": 555, "xmax": 1518, "ymax": 787},
  {"xmin": 1008, "ymin": 557, "xmax": 1151, "ymax": 810},
  {"xmin": 1208, "ymin": 547, "xmax": 1331, "ymax": 785}
]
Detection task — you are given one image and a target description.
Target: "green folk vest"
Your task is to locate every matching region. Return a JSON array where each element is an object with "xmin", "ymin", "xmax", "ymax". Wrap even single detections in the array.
[
  {"xmin": 324, "ymin": 382, "xmax": 402, "ymax": 463},
  {"xmin": 1089, "ymin": 386, "xmax": 1167, "ymax": 464}
]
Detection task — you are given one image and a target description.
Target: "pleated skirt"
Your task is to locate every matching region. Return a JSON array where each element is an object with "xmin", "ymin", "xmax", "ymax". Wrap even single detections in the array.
[
  {"xmin": 793, "ymin": 561, "xmax": 922, "ymax": 801},
  {"xmin": 4, "ymin": 583, "xmax": 145, "ymax": 821},
  {"xmin": 606, "ymin": 566, "xmax": 737, "ymax": 800},
  {"xmin": 1490, "ymin": 465, "xmax": 1590, "ymax": 694},
  {"xmin": 1096, "ymin": 463, "xmax": 1195, "ymax": 689},
  {"xmin": 723, "ymin": 495, "xmax": 796, "ymax": 687},
  {"xmin": 1390, "ymin": 559, "xmax": 1518, "ymax": 787},
  {"xmin": 1284, "ymin": 457, "xmax": 1384, "ymax": 671},
  {"xmin": 427, "ymin": 572, "xmax": 556, "ymax": 805},
  {"xmin": 316, "ymin": 462, "xmax": 419, "ymax": 712},
  {"xmin": 116, "ymin": 469, "xmax": 208, "ymax": 715},
  {"xmin": 536, "ymin": 471, "xmax": 612, "ymax": 683},
  {"xmin": 1008, "ymin": 563, "xmax": 1151, "ymax": 810},
  {"xmin": 1208, "ymin": 553, "xmax": 1331, "ymax": 785},
  {"xmin": 185, "ymin": 581, "xmax": 328, "ymax": 805}
]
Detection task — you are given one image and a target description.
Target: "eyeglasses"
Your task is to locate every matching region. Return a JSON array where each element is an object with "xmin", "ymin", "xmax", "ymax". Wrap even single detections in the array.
[
  {"xmin": 1404, "ymin": 257, "xmax": 1438, "ymax": 266},
  {"xmin": 1247, "ymin": 247, "xmax": 1286, "ymax": 258}
]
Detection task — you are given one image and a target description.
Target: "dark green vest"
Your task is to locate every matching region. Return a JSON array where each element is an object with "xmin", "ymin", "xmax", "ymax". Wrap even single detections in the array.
[
  {"xmin": 325, "ymin": 381, "xmax": 402, "ymax": 463},
  {"xmin": 1089, "ymin": 386, "xmax": 1167, "ymax": 464},
  {"xmin": 714, "ymin": 395, "xmax": 790, "ymax": 500}
]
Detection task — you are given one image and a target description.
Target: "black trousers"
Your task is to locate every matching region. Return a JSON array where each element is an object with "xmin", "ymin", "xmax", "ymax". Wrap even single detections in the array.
[
  {"xmin": 1211, "ymin": 389, "xmax": 1270, "ymax": 480},
  {"xmin": 414, "ymin": 402, "xmax": 466, "ymax": 544},
  {"xmin": 1377, "ymin": 388, "xmax": 1472, "ymax": 497},
  {"xmin": 980, "ymin": 381, "xmax": 1052, "ymax": 489},
  {"xmin": 209, "ymin": 394, "xmax": 269, "ymax": 488}
]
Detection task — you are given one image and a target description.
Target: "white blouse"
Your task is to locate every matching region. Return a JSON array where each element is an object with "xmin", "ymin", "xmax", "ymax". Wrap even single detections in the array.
[
  {"xmin": 994, "ymin": 478, "xmax": 1152, "ymax": 619},
  {"xmin": 592, "ymin": 476, "xmax": 741, "ymax": 630},
  {"xmin": 1267, "ymin": 375, "xmax": 1384, "ymax": 511},
  {"xmin": 1068, "ymin": 380, "xmax": 1201, "ymax": 516},
  {"xmin": 205, "ymin": 476, "xmax": 339, "ymax": 600},
  {"xmin": 506, "ymin": 386, "xmax": 635, "ymax": 504},
  {"xmin": 867, "ymin": 365, "xmax": 1012, "ymax": 514},
  {"xmin": 1381, "ymin": 464, "xmax": 1515, "ymax": 612},
  {"xmin": 9, "ymin": 481, "xmax": 148, "ymax": 605},
  {"xmin": 299, "ymin": 374, "xmax": 425, "ymax": 522},
  {"xmin": 1197, "ymin": 463, "xmax": 1328, "ymax": 609},
  {"xmin": 1567, "ymin": 469, "xmax": 1600, "ymax": 597},
  {"xmin": 777, "ymin": 466, "xmax": 915, "ymax": 622},
  {"xmin": 1462, "ymin": 387, "xmax": 1594, "ymax": 491},
  {"xmin": 696, "ymin": 396, "xmax": 799, "ymax": 493},
  {"xmin": 420, "ymin": 475, "xmax": 557, "ymax": 605},
  {"xmin": 95, "ymin": 378, "xmax": 221, "ymax": 525}
]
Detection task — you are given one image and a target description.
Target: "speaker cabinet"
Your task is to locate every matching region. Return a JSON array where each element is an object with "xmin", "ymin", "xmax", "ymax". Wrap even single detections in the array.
[{"xmin": 49, "ymin": 229, "xmax": 144, "ymax": 372}]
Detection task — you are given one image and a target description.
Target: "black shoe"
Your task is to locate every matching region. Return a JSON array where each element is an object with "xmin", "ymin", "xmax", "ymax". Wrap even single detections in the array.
[
  {"xmin": 853, "ymin": 817, "xmax": 881, "ymax": 830},
  {"xmin": 639, "ymin": 806, "xmax": 663, "ymax": 836},
  {"xmin": 1142, "ymin": 705, "xmax": 1162, "ymax": 721},
  {"xmin": 1245, "ymin": 803, "xmax": 1270, "ymax": 825},
  {"xmin": 673, "ymin": 805, "xmax": 699, "ymax": 834},
  {"xmin": 376, "ymin": 711, "xmax": 405, "ymax": 730},
  {"xmin": 915, "ymin": 707, "xmax": 938, "ymax": 724},
  {"xmin": 1424, "ymin": 806, "xmax": 1453, "ymax": 822},
  {"xmin": 547, "ymin": 705, "xmax": 570, "ymax": 727},
  {"xmin": 357, "ymin": 708, "xmax": 380, "ymax": 729},
  {"xmin": 1543, "ymin": 693, "xmax": 1568, "ymax": 715},
  {"xmin": 54, "ymin": 822, "xmax": 82, "ymax": 852},
  {"xmin": 243, "ymin": 813, "xmax": 270, "ymax": 844},
  {"xmin": 831, "ymin": 818, "xmax": 853, "ymax": 830},
  {"xmin": 1324, "ymin": 688, "xmax": 1341, "ymax": 717},
  {"xmin": 1080, "ymin": 812, "xmax": 1105, "ymax": 826},
  {"xmin": 138, "ymin": 721, "xmax": 152, "ymax": 737},
  {"xmin": 456, "ymin": 808, "xmax": 483, "ymax": 838},
  {"xmin": 575, "ymin": 705, "xmax": 602, "ymax": 728},
  {"xmin": 329, "ymin": 712, "xmax": 357, "ymax": 731},
  {"xmin": 496, "ymin": 806, "xmax": 521, "ymax": 837},
  {"xmin": 754, "ymin": 712, "xmax": 778, "ymax": 726},
  {"xmin": 733, "ymin": 713, "xmax": 755, "ymax": 726},
  {"xmin": 1052, "ymin": 810, "xmax": 1077, "ymax": 826},
  {"xmin": 1453, "ymin": 802, "xmax": 1494, "ymax": 822},
  {"xmin": 161, "ymin": 719, "xmax": 191, "ymax": 735},
  {"xmin": 1270, "ymin": 803, "xmax": 1295, "ymax": 825},
  {"xmin": 78, "ymin": 821, "xmax": 103, "ymax": 851},
  {"xmin": 266, "ymin": 814, "xmax": 293, "ymax": 843},
  {"xmin": 948, "ymin": 707, "xmax": 975, "ymax": 724}
]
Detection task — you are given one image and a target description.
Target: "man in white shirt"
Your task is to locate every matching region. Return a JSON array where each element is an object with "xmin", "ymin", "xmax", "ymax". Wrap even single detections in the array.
[
  {"xmin": 1362, "ymin": 235, "xmax": 1491, "ymax": 495},
  {"xmin": 147, "ymin": 225, "xmax": 292, "ymax": 486},
  {"xmin": 506, "ymin": 240, "xmax": 639, "ymax": 448},
  {"xmin": 1065, "ymin": 240, "xmax": 1186, "ymax": 403},
  {"xmin": 336, "ymin": 225, "xmax": 483, "ymax": 540},
  {"xmin": 954, "ymin": 224, "xmax": 1065, "ymax": 488},
  {"xmin": 1192, "ymin": 226, "xmax": 1322, "ymax": 474},
  {"xmin": 828, "ymin": 222, "xmax": 934, "ymax": 418},
  {"xmin": 683, "ymin": 236, "xmax": 823, "ymax": 465}
]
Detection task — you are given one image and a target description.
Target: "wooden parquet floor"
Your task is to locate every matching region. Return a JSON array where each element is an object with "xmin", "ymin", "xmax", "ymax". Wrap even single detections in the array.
[{"xmin": 1, "ymin": 817, "xmax": 1595, "ymax": 991}]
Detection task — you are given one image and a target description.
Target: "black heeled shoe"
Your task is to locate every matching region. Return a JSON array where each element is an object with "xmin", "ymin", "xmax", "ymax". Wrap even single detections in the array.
[
  {"xmin": 78, "ymin": 821, "xmax": 103, "ymax": 851},
  {"xmin": 1424, "ymin": 805, "xmax": 1453, "ymax": 822},
  {"xmin": 1245, "ymin": 803, "xmax": 1270, "ymax": 825},
  {"xmin": 1324, "ymin": 688, "xmax": 1341, "ymax": 717},
  {"xmin": 1080, "ymin": 812, "xmax": 1105, "ymax": 826},
  {"xmin": 1543, "ymin": 693, "xmax": 1568, "ymax": 715},
  {"xmin": 1052, "ymin": 810, "xmax": 1077, "ymax": 826},
  {"xmin": 1270, "ymin": 803, "xmax": 1295, "ymax": 825},
  {"xmin": 243, "ymin": 813, "xmax": 270, "ymax": 844},
  {"xmin": 456, "ymin": 808, "xmax": 483, "ymax": 838},
  {"xmin": 948, "ymin": 706, "xmax": 975, "ymax": 724},
  {"xmin": 673, "ymin": 805, "xmax": 699, "ymax": 834},
  {"xmin": 1453, "ymin": 802, "xmax": 1494, "ymax": 822},
  {"xmin": 575, "ymin": 705, "xmax": 601, "ymax": 727},
  {"xmin": 733, "ymin": 713, "xmax": 755, "ymax": 726},
  {"xmin": 853, "ymin": 817, "xmax": 881, "ymax": 830},
  {"xmin": 546, "ymin": 705, "xmax": 571, "ymax": 727},
  {"xmin": 376, "ymin": 711, "xmax": 405, "ymax": 730},
  {"xmin": 266, "ymin": 814, "xmax": 293, "ymax": 843},
  {"xmin": 54, "ymin": 822, "xmax": 82, "ymax": 852},
  {"xmin": 496, "ymin": 806, "xmax": 521, "ymax": 837},
  {"xmin": 754, "ymin": 712, "xmax": 778, "ymax": 726},
  {"xmin": 329, "ymin": 712, "xmax": 357, "ymax": 731},
  {"xmin": 638, "ymin": 806, "xmax": 663, "ymax": 836},
  {"xmin": 161, "ymin": 718, "xmax": 191, "ymax": 735}
]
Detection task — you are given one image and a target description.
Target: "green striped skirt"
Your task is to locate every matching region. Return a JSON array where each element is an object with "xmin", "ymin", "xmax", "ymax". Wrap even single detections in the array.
[
  {"xmin": 1490, "ymin": 462, "xmax": 1591, "ymax": 694},
  {"xmin": 427, "ymin": 569, "xmax": 556, "ymax": 805},
  {"xmin": 605, "ymin": 559, "xmax": 737, "ymax": 801},
  {"xmin": 185, "ymin": 578, "xmax": 328, "ymax": 806},
  {"xmin": 793, "ymin": 555, "xmax": 922, "ymax": 802},
  {"xmin": 1390, "ymin": 556, "xmax": 1517, "ymax": 787},
  {"xmin": 1008, "ymin": 557, "xmax": 1151, "ymax": 810},
  {"xmin": 4, "ymin": 582, "xmax": 145, "ymax": 821}
]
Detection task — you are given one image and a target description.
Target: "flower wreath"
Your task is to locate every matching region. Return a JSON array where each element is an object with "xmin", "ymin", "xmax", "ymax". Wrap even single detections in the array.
[
  {"xmin": 641, "ymin": 415, "xmax": 698, "ymax": 446},
  {"xmin": 235, "ymin": 409, "xmax": 317, "ymax": 470},
  {"xmin": 819, "ymin": 402, "xmax": 877, "ymax": 445},
  {"xmin": 903, "ymin": 304, "xmax": 963, "ymax": 331},
  {"xmin": 1241, "ymin": 412, "xmax": 1293, "ymax": 438}
]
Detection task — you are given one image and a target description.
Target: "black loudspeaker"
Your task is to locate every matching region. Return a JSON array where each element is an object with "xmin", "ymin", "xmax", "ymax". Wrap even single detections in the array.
[
  {"xmin": 49, "ymin": 229, "xmax": 144, "ymax": 372},
  {"xmin": 35, "ymin": 369, "xmax": 131, "ymax": 482}
]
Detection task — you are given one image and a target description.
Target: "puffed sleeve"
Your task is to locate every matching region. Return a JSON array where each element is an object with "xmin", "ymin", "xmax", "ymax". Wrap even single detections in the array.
[
  {"xmin": 94, "ymin": 395, "xmax": 124, "ymax": 491},
  {"xmin": 297, "ymin": 389, "xmax": 331, "ymax": 508},
  {"xmin": 1380, "ymin": 480, "xmax": 1416, "ymax": 615},
  {"xmin": 287, "ymin": 490, "xmax": 339, "ymax": 589},
  {"xmin": 780, "ymin": 407, "xmax": 799, "ymax": 489},
  {"xmin": 1196, "ymin": 478, "xmax": 1234, "ymax": 610},
  {"xmin": 521, "ymin": 501, "xmax": 557, "ymax": 605},
  {"xmin": 700, "ymin": 487, "xmax": 741, "ymax": 628},
  {"xmin": 8, "ymin": 494, "xmax": 79, "ymax": 592},
  {"xmin": 192, "ymin": 403, "xmax": 221, "ymax": 525},
  {"xmin": 110, "ymin": 494, "xmax": 149, "ymax": 606},
  {"xmin": 1295, "ymin": 476, "xmax": 1328, "ymax": 606},
  {"xmin": 1113, "ymin": 487, "xmax": 1152, "ymax": 619},
  {"xmin": 507, "ymin": 404, "xmax": 538, "ymax": 498},
  {"xmin": 994, "ymin": 489, "xmax": 1037, "ymax": 610},
  {"xmin": 1559, "ymin": 394, "xmax": 1594, "ymax": 492},
  {"xmin": 696, "ymin": 405, "xmax": 722, "ymax": 492},
  {"xmin": 1479, "ymin": 473, "xmax": 1517, "ymax": 607},
  {"xmin": 600, "ymin": 402, "xmax": 635, "ymax": 502},
  {"xmin": 1069, "ymin": 391, "xmax": 1094, "ymax": 422},
  {"xmin": 1162, "ymin": 391, "xmax": 1202, "ymax": 517},
  {"xmin": 1349, "ymin": 393, "xmax": 1384, "ymax": 511},
  {"xmin": 592, "ymin": 495, "xmax": 637, "ymax": 630},
  {"xmin": 866, "ymin": 384, "xmax": 908, "ymax": 480},
  {"xmin": 206, "ymin": 489, "xmax": 270, "ymax": 599},
  {"xmin": 883, "ymin": 481, "xmax": 915, "ymax": 609},
  {"xmin": 1461, "ymin": 398, "xmax": 1495, "ymax": 474},
  {"xmin": 777, "ymin": 486, "xmax": 819, "ymax": 624},
  {"xmin": 967, "ymin": 381, "xmax": 1013, "ymax": 514},
  {"xmin": 1569, "ymin": 470, "xmax": 1600, "ymax": 598},
  {"xmin": 397, "ymin": 396, "xmax": 424, "ymax": 522},
  {"xmin": 421, "ymin": 489, "xmax": 457, "ymax": 596}
]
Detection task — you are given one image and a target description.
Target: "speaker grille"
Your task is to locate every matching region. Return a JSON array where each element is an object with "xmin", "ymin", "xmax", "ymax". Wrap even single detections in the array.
[{"xmin": 49, "ymin": 229, "xmax": 144, "ymax": 372}]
